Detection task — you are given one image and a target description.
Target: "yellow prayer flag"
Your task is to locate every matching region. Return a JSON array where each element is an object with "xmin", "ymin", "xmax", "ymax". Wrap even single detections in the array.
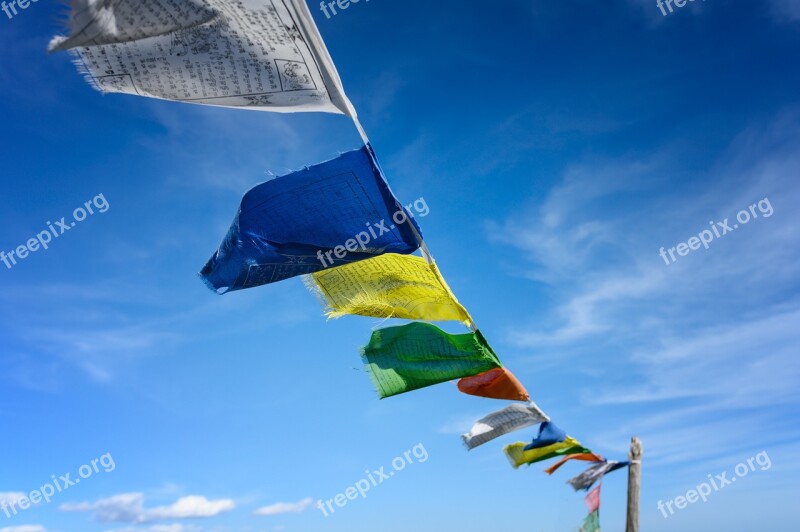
[
  {"xmin": 306, "ymin": 254, "xmax": 473, "ymax": 325},
  {"xmin": 503, "ymin": 437, "xmax": 589, "ymax": 469}
]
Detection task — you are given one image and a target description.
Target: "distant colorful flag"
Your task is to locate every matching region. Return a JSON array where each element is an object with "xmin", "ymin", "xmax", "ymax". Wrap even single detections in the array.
[
  {"xmin": 361, "ymin": 322, "xmax": 502, "ymax": 399},
  {"xmin": 457, "ymin": 367, "xmax": 530, "ymax": 401},
  {"xmin": 580, "ymin": 510, "xmax": 600, "ymax": 532},
  {"xmin": 585, "ymin": 484, "xmax": 601, "ymax": 513},
  {"xmin": 200, "ymin": 146, "xmax": 421, "ymax": 293},
  {"xmin": 461, "ymin": 403, "xmax": 549, "ymax": 450},
  {"xmin": 522, "ymin": 422, "xmax": 567, "ymax": 451},
  {"xmin": 544, "ymin": 453, "xmax": 605, "ymax": 475},
  {"xmin": 504, "ymin": 437, "xmax": 591, "ymax": 469},
  {"xmin": 50, "ymin": 0, "xmax": 356, "ymax": 115},
  {"xmin": 306, "ymin": 254, "xmax": 472, "ymax": 325},
  {"xmin": 567, "ymin": 461, "xmax": 629, "ymax": 491}
]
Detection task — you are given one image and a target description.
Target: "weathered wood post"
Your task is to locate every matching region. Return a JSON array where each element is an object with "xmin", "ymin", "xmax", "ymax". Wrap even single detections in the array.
[{"xmin": 626, "ymin": 436, "xmax": 642, "ymax": 532}]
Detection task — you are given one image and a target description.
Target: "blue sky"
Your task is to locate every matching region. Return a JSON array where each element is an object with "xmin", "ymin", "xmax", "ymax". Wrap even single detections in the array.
[{"xmin": 1, "ymin": 0, "xmax": 799, "ymax": 531}]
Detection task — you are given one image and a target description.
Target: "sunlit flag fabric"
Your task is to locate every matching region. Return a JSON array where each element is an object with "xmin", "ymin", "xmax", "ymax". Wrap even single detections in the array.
[
  {"xmin": 48, "ymin": 0, "xmax": 219, "ymax": 51},
  {"xmin": 50, "ymin": 0, "xmax": 357, "ymax": 115},
  {"xmin": 461, "ymin": 403, "xmax": 549, "ymax": 451},
  {"xmin": 567, "ymin": 461, "xmax": 629, "ymax": 492},
  {"xmin": 200, "ymin": 146, "xmax": 421, "ymax": 293},
  {"xmin": 361, "ymin": 322, "xmax": 502, "ymax": 399},
  {"xmin": 305, "ymin": 254, "xmax": 472, "ymax": 325},
  {"xmin": 504, "ymin": 437, "xmax": 591, "ymax": 469},
  {"xmin": 544, "ymin": 453, "xmax": 605, "ymax": 475},
  {"xmin": 457, "ymin": 367, "xmax": 530, "ymax": 401},
  {"xmin": 522, "ymin": 422, "xmax": 568, "ymax": 451},
  {"xmin": 580, "ymin": 510, "xmax": 600, "ymax": 532},
  {"xmin": 585, "ymin": 484, "xmax": 601, "ymax": 513}
]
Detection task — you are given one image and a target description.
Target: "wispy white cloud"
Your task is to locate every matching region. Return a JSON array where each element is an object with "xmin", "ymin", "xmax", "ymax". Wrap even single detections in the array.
[
  {"xmin": 60, "ymin": 493, "xmax": 234, "ymax": 523},
  {"xmin": 0, "ymin": 492, "xmax": 25, "ymax": 506},
  {"xmin": 494, "ymin": 107, "xmax": 800, "ymax": 346},
  {"xmin": 253, "ymin": 497, "xmax": 314, "ymax": 516},
  {"xmin": 105, "ymin": 524, "xmax": 200, "ymax": 532},
  {"xmin": 0, "ymin": 526, "xmax": 47, "ymax": 532},
  {"xmin": 589, "ymin": 306, "xmax": 800, "ymax": 407},
  {"xmin": 487, "ymin": 108, "xmax": 800, "ymax": 467},
  {"xmin": 0, "ymin": 266, "xmax": 316, "ymax": 388},
  {"xmin": 769, "ymin": 0, "xmax": 800, "ymax": 23}
]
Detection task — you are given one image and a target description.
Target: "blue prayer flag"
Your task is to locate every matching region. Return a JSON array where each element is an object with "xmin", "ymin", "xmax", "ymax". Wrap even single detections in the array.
[
  {"xmin": 200, "ymin": 145, "xmax": 421, "ymax": 293},
  {"xmin": 522, "ymin": 421, "xmax": 567, "ymax": 451}
]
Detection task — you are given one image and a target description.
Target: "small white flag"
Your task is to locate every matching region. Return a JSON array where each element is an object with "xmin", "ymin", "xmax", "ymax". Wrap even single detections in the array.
[
  {"xmin": 462, "ymin": 403, "xmax": 550, "ymax": 450},
  {"xmin": 567, "ymin": 461, "xmax": 629, "ymax": 491}
]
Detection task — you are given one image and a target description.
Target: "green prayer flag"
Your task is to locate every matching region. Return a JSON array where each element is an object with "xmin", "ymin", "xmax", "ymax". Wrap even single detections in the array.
[
  {"xmin": 580, "ymin": 510, "xmax": 600, "ymax": 532},
  {"xmin": 361, "ymin": 322, "xmax": 502, "ymax": 399}
]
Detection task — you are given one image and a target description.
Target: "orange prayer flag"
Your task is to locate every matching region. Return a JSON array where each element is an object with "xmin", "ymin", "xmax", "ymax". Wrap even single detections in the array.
[
  {"xmin": 457, "ymin": 368, "xmax": 530, "ymax": 401},
  {"xmin": 544, "ymin": 453, "xmax": 605, "ymax": 475}
]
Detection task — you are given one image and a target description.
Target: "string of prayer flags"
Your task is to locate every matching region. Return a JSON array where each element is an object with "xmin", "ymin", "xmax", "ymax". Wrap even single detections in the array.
[
  {"xmin": 461, "ymin": 403, "xmax": 549, "ymax": 451},
  {"xmin": 522, "ymin": 421, "xmax": 567, "ymax": 451},
  {"xmin": 200, "ymin": 146, "xmax": 421, "ymax": 294},
  {"xmin": 306, "ymin": 253, "xmax": 472, "ymax": 325},
  {"xmin": 457, "ymin": 367, "xmax": 530, "ymax": 401},
  {"xmin": 544, "ymin": 453, "xmax": 605, "ymax": 475},
  {"xmin": 50, "ymin": 0, "xmax": 357, "ymax": 115},
  {"xmin": 567, "ymin": 461, "xmax": 629, "ymax": 492},
  {"xmin": 50, "ymin": 1, "xmax": 629, "ymax": 524},
  {"xmin": 361, "ymin": 322, "xmax": 502, "ymax": 399},
  {"xmin": 504, "ymin": 437, "xmax": 592, "ymax": 469},
  {"xmin": 49, "ymin": 0, "xmax": 219, "ymax": 51},
  {"xmin": 580, "ymin": 510, "xmax": 601, "ymax": 532}
]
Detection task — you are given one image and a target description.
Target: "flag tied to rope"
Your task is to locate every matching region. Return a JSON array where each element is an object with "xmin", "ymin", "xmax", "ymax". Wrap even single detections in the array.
[
  {"xmin": 461, "ymin": 403, "xmax": 549, "ymax": 450},
  {"xmin": 200, "ymin": 146, "xmax": 421, "ymax": 293},
  {"xmin": 585, "ymin": 484, "xmax": 601, "ymax": 513},
  {"xmin": 580, "ymin": 510, "xmax": 600, "ymax": 532},
  {"xmin": 50, "ymin": 0, "xmax": 356, "ymax": 115},
  {"xmin": 457, "ymin": 367, "xmax": 530, "ymax": 401},
  {"xmin": 504, "ymin": 437, "xmax": 591, "ymax": 469},
  {"xmin": 567, "ymin": 461, "xmax": 629, "ymax": 491},
  {"xmin": 522, "ymin": 422, "xmax": 568, "ymax": 451},
  {"xmin": 544, "ymin": 453, "xmax": 605, "ymax": 475},
  {"xmin": 362, "ymin": 322, "xmax": 501, "ymax": 399},
  {"xmin": 306, "ymin": 253, "xmax": 472, "ymax": 325}
]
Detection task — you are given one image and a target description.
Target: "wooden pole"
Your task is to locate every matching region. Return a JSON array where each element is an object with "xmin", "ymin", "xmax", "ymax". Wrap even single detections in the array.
[{"xmin": 626, "ymin": 437, "xmax": 642, "ymax": 532}]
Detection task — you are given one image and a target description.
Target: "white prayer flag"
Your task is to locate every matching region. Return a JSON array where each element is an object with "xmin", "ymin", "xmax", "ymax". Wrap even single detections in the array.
[
  {"xmin": 49, "ymin": 0, "xmax": 219, "ymax": 52},
  {"xmin": 567, "ymin": 461, "xmax": 629, "ymax": 491},
  {"xmin": 50, "ymin": 0, "xmax": 356, "ymax": 115},
  {"xmin": 462, "ymin": 403, "xmax": 550, "ymax": 451}
]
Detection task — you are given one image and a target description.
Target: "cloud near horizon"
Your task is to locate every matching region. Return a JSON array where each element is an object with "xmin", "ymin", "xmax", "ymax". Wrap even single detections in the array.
[
  {"xmin": 253, "ymin": 497, "xmax": 314, "ymax": 516},
  {"xmin": 59, "ymin": 493, "xmax": 234, "ymax": 524}
]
